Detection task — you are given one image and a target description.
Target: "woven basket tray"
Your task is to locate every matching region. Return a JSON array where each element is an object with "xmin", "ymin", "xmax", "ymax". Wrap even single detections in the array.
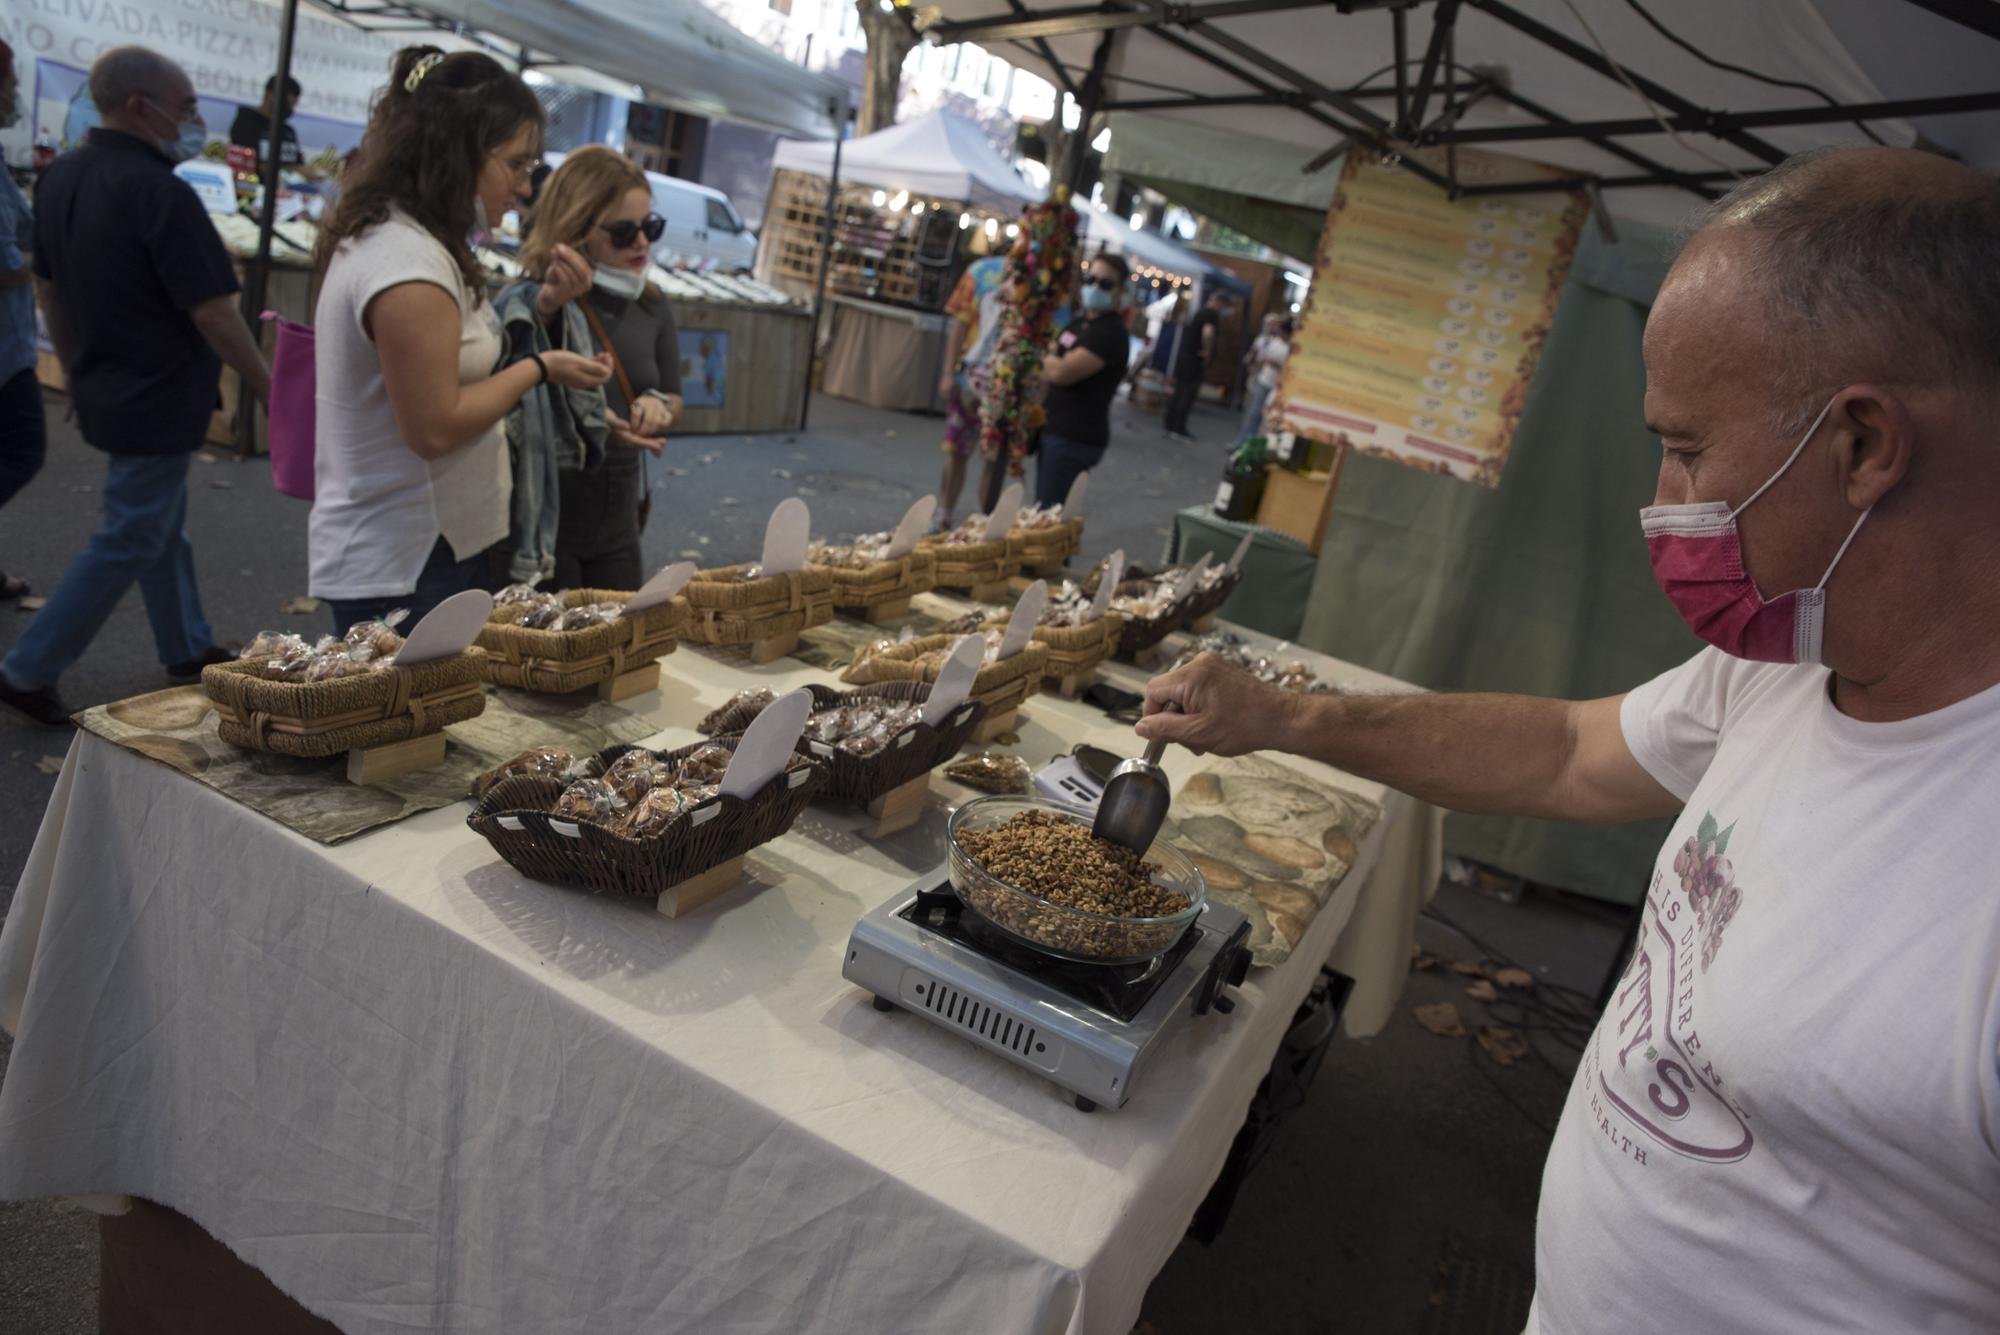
[
  {"xmin": 985, "ymin": 611, "xmax": 1124, "ymax": 679},
  {"xmin": 1009, "ymin": 517, "xmax": 1084, "ymax": 571},
  {"xmin": 919, "ymin": 534, "xmax": 1021, "ymax": 590},
  {"xmin": 814, "ymin": 550, "xmax": 939, "ymax": 611},
  {"xmin": 685, "ymin": 565, "xmax": 835, "ymax": 645},
  {"xmin": 202, "ymin": 652, "xmax": 488, "ymax": 758},
  {"xmin": 477, "ymin": 588, "xmax": 688, "ymax": 693},
  {"xmin": 700, "ymin": 680, "xmax": 986, "ymax": 807},
  {"xmin": 1178, "ymin": 566, "xmax": 1243, "ymax": 623},
  {"xmin": 840, "ymin": 633, "xmax": 1048, "ymax": 718},
  {"xmin": 467, "ymin": 736, "xmax": 825, "ymax": 899},
  {"xmin": 1107, "ymin": 578, "xmax": 1188, "ymax": 657}
]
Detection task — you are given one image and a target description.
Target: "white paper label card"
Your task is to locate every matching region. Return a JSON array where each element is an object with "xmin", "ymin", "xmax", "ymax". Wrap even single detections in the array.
[
  {"xmin": 760, "ymin": 498, "xmax": 810, "ymax": 576},
  {"xmin": 1226, "ymin": 530, "xmax": 1254, "ymax": 575},
  {"xmin": 621, "ymin": 560, "xmax": 696, "ymax": 617},
  {"xmin": 1088, "ymin": 549, "xmax": 1124, "ymax": 622},
  {"xmin": 1175, "ymin": 551, "xmax": 1214, "ymax": 601},
  {"xmin": 394, "ymin": 589, "xmax": 493, "ymax": 665},
  {"xmin": 887, "ymin": 496, "xmax": 936, "ymax": 558},
  {"xmin": 922, "ymin": 636, "xmax": 985, "ymax": 727},
  {"xmin": 719, "ymin": 687, "xmax": 811, "ymax": 800},
  {"xmin": 985, "ymin": 482, "xmax": 1023, "ymax": 538},
  {"xmin": 1063, "ymin": 471, "xmax": 1088, "ymax": 519},
  {"xmin": 998, "ymin": 580, "xmax": 1046, "ymax": 660}
]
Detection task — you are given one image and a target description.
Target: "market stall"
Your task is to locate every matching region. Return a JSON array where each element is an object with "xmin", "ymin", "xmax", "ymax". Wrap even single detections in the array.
[
  {"xmin": 649, "ymin": 269, "xmax": 813, "ymax": 433},
  {"xmin": 0, "ymin": 594, "xmax": 1441, "ymax": 1334}
]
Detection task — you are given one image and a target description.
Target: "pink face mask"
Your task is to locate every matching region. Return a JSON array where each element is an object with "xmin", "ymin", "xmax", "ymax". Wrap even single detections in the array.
[{"xmin": 1639, "ymin": 398, "xmax": 1870, "ymax": 665}]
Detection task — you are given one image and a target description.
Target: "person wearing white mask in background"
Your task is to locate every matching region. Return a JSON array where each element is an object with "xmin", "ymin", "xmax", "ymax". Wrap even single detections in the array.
[
  {"xmin": 509, "ymin": 146, "xmax": 683, "ymax": 591},
  {"xmin": 309, "ymin": 46, "xmax": 612, "ymax": 635},
  {"xmin": 0, "ymin": 46, "xmax": 270, "ymax": 727},
  {"xmin": 1138, "ymin": 147, "xmax": 2000, "ymax": 1334}
]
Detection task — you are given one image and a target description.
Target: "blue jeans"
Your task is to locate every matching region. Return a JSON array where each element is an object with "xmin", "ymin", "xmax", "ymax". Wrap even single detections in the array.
[
  {"xmin": 2, "ymin": 450, "xmax": 212, "ymax": 688},
  {"xmin": 0, "ymin": 367, "xmax": 46, "ymax": 509},
  {"xmin": 1239, "ymin": 380, "xmax": 1274, "ymax": 443},
  {"xmin": 325, "ymin": 536, "xmax": 483, "ymax": 637},
  {"xmin": 1034, "ymin": 431, "xmax": 1107, "ymax": 510}
]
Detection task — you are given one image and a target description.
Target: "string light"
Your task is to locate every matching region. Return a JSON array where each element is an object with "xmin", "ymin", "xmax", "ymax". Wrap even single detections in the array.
[
  {"xmin": 912, "ymin": 201, "xmax": 925, "ymax": 215},
  {"xmin": 958, "ymin": 212, "xmax": 971, "ymax": 229},
  {"xmin": 1005, "ymin": 223, "xmax": 1020, "ymax": 238},
  {"xmin": 984, "ymin": 218, "xmax": 999, "ymax": 238},
  {"xmin": 871, "ymin": 190, "xmax": 886, "ymax": 207},
  {"xmin": 890, "ymin": 190, "xmax": 909, "ymax": 211}
]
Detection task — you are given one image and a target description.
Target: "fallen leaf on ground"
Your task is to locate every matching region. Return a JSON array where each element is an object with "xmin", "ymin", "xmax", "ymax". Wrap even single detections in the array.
[
  {"xmin": 797, "ymin": 485, "xmax": 818, "ymax": 496},
  {"xmin": 35, "ymin": 754, "xmax": 64, "ymax": 775},
  {"xmin": 1494, "ymin": 966, "xmax": 1534, "ymax": 989},
  {"xmin": 679, "ymin": 549, "xmax": 701, "ymax": 560},
  {"xmin": 196, "ymin": 452, "xmax": 220, "ymax": 464},
  {"xmin": 1476, "ymin": 1024, "xmax": 1529, "ymax": 1067},
  {"xmin": 771, "ymin": 468, "xmax": 791, "ymax": 478},
  {"xmin": 1447, "ymin": 960, "xmax": 1487, "ymax": 977},
  {"xmin": 719, "ymin": 497, "xmax": 740, "ymax": 507},
  {"xmin": 281, "ymin": 596, "xmax": 320, "ymax": 615},
  {"xmin": 697, "ymin": 536, "xmax": 711, "ymax": 546},
  {"xmin": 1413, "ymin": 1002, "xmax": 1465, "ymax": 1038},
  {"xmin": 209, "ymin": 479, "xmax": 235, "ymax": 490},
  {"xmin": 994, "ymin": 731, "xmax": 1020, "ymax": 746},
  {"xmin": 1464, "ymin": 979, "xmax": 1500, "ymax": 1003},
  {"xmin": 884, "ymin": 429, "xmax": 898, "ymax": 438},
  {"xmin": 664, "ymin": 466, "xmax": 688, "ymax": 478},
  {"xmin": 1410, "ymin": 946, "xmax": 1441, "ymax": 972},
  {"xmin": 17, "ymin": 595, "xmax": 46, "ymax": 610}
]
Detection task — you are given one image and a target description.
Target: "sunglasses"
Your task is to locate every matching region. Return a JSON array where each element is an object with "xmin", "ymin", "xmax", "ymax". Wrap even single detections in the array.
[
  {"xmin": 600, "ymin": 214, "xmax": 667, "ymax": 248},
  {"xmin": 1083, "ymin": 276, "xmax": 1121, "ymax": 292}
]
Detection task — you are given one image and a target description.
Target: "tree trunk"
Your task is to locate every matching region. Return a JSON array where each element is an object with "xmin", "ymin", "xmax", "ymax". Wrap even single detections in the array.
[
  {"xmin": 1044, "ymin": 110, "xmax": 1104, "ymax": 198},
  {"xmin": 855, "ymin": 1, "xmax": 918, "ymax": 136}
]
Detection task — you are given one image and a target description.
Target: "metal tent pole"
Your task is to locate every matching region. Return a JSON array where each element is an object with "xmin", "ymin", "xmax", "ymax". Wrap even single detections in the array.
[
  {"xmin": 799, "ymin": 97, "xmax": 849, "ymax": 433},
  {"xmin": 236, "ymin": 0, "xmax": 300, "ymax": 458}
]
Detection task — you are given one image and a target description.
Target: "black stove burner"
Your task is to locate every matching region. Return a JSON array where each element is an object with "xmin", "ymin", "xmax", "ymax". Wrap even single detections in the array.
[{"xmin": 900, "ymin": 885, "xmax": 1205, "ymax": 1024}]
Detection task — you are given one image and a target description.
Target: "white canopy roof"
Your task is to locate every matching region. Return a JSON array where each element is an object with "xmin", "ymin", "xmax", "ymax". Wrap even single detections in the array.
[
  {"xmin": 918, "ymin": 0, "xmax": 2000, "ymax": 228},
  {"xmin": 770, "ymin": 110, "xmax": 1040, "ymax": 210},
  {"xmin": 311, "ymin": 0, "xmax": 849, "ymax": 139}
]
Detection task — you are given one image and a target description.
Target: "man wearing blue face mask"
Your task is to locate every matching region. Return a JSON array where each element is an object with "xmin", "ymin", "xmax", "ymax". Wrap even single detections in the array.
[
  {"xmin": 1137, "ymin": 146, "xmax": 2000, "ymax": 1335},
  {"xmin": 1034, "ymin": 250, "xmax": 1131, "ymax": 510},
  {"xmin": 0, "ymin": 46, "xmax": 269, "ymax": 726}
]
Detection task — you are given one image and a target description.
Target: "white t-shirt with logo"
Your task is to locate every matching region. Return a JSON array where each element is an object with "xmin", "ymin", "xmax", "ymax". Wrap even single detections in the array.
[
  {"xmin": 310, "ymin": 210, "xmax": 509, "ymax": 600},
  {"xmin": 1529, "ymin": 648, "xmax": 2000, "ymax": 1334}
]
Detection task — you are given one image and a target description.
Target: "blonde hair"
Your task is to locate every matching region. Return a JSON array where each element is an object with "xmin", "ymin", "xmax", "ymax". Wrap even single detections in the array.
[{"xmin": 519, "ymin": 145, "xmax": 651, "ymax": 280}]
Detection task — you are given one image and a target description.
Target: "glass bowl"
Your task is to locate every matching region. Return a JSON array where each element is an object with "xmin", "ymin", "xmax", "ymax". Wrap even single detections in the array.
[{"xmin": 945, "ymin": 795, "xmax": 1208, "ymax": 965}]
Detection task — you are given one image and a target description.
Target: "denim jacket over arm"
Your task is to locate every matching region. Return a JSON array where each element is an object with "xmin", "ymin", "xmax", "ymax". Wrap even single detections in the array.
[{"xmin": 495, "ymin": 279, "xmax": 608, "ymax": 585}]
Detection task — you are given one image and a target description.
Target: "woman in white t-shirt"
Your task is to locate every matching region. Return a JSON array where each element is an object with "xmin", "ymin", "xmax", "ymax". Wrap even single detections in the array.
[
  {"xmin": 309, "ymin": 45, "xmax": 611, "ymax": 633},
  {"xmin": 1238, "ymin": 313, "xmax": 1291, "ymax": 442}
]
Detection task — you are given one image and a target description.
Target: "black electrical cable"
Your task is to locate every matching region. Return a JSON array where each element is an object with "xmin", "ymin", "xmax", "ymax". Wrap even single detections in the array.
[{"xmin": 1621, "ymin": 0, "xmax": 1888, "ymax": 146}]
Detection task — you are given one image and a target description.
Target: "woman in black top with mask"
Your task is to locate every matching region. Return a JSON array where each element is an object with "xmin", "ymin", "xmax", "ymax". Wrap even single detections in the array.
[
  {"xmin": 1035, "ymin": 251, "xmax": 1131, "ymax": 508},
  {"xmin": 514, "ymin": 146, "xmax": 683, "ymax": 589}
]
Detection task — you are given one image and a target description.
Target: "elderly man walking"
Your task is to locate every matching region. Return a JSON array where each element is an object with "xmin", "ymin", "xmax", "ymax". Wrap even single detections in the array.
[
  {"xmin": 1139, "ymin": 146, "xmax": 2000, "ymax": 1334},
  {"xmin": 0, "ymin": 47, "xmax": 268, "ymax": 725}
]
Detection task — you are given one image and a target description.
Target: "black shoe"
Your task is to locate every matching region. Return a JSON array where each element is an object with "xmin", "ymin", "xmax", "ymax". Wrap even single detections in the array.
[
  {"xmin": 0, "ymin": 676, "xmax": 70, "ymax": 727},
  {"xmin": 166, "ymin": 644, "xmax": 237, "ymax": 680}
]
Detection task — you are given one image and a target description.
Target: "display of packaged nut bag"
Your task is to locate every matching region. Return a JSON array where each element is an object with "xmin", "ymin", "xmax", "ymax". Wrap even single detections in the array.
[{"xmin": 944, "ymin": 752, "xmax": 1032, "ymax": 794}]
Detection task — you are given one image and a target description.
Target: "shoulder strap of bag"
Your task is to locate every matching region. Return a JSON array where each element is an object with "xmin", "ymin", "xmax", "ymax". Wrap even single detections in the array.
[{"xmin": 577, "ymin": 299, "xmax": 637, "ymax": 407}]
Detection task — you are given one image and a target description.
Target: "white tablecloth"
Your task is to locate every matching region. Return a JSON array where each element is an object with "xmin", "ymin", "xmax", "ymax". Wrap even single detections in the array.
[{"xmin": 0, "ymin": 621, "xmax": 1439, "ymax": 1335}]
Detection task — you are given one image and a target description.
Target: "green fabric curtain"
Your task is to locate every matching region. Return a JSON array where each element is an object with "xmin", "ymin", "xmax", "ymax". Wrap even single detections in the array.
[
  {"xmin": 1125, "ymin": 173, "xmax": 1327, "ymax": 266},
  {"xmin": 1295, "ymin": 223, "xmax": 1699, "ymax": 905}
]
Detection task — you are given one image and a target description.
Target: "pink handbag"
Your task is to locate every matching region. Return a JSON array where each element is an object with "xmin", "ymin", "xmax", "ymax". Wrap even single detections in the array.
[{"xmin": 262, "ymin": 310, "xmax": 315, "ymax": 501}]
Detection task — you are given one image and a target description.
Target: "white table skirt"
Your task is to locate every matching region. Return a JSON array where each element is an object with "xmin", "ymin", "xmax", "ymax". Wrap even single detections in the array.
[{"xmin": 0, "ymin": 621, "xmax": 1439, "ymax": 1335}]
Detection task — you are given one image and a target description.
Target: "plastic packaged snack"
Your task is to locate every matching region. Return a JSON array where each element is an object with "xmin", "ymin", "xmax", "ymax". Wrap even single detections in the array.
[
  {"xmin": 473, "ymin": 747, "xmax": 580, "ymax": 799},
  {"xmin": 551, "ymin": 778, "xmax": 626, "ymax": 824},
  {"xmin": 805, "ymin": 707, "xmax": 853, "ymax": 744},
  {"xmin": 519, "ymin": 598, "xmax": 566, "ymax": 630},
  {"xmin": 267, "ymin": 648, "xmax": 315, "ymax": 681},
  {"xmin": 943, "ymin": 752, "xmax": 1032, "ymax": 794},
  {"xmin": 939, "ymin": 610, "xmax": 988, "ymax": 636},
  {"xmin": 697, "ymin": 687, "xmax": 774, "ymax": 735},
  {"xmin": 242, "ymin": 630, "xmax": 306, "ymax": 660},
  {"xmin": 604, "ymin": 749, "xmax": 676, "ymax": 804},
  {"xmin": 673, "ymin": 781, "xmax": 719, "ymax": 807},
  {"xmin": 620, "ymin": 786, "xmax": 687, "ymax": 838},
  {"xmin": 303, "ymin": 649, "xmax": 374, "ymax": 682},
  {"xmin": 494, "ymin": 582, "xmax": 545, "ymax": 606},
  {"xmin": 675, "ymin": 743, "xmax": 735, "ymax": 787},
  {"xmin": 344, "ymin": 608, "xmax": 409, "ymax": 658}
]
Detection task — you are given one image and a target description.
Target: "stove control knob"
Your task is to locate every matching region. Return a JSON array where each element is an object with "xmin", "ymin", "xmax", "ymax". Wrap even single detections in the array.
[{"xmin": 1212, "ymin": 995, "xmax": 1236, "ymax": 1015}]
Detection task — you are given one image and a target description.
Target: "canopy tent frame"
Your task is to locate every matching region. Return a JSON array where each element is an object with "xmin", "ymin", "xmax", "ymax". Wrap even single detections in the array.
[{"xmin": 922, "ymin": 0, "xmax": 2000, "ymax": 203}]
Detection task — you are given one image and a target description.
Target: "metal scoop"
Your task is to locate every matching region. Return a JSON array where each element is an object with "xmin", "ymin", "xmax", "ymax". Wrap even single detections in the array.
[{"xmin": 1091, "ymin": 702, "xmax": 1180, "ymax": 854}]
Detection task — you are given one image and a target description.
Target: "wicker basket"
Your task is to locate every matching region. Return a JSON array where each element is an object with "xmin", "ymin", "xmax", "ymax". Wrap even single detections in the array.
[
  {"xmin": 466, "ymin": 735, "xmax": 825, "ymax": 899},
  {"xmin": 1009, "ymin": 517, "xmax": 1084, "ymax": 573},
  {"xmin": 684, "ymin": 565, "xmax": 835, "ymax": 645},
  {"xmin": 1178, "ymin": 566, "xmax": 1243, "ymax": 624},
  {"xmin": 841, "ymin": 633, "xmax": 1048, "ymax": 722},
  {"xmin": 202, "ymin": 652, "xmax": 488, "ymax": 758},
  {"xmin": 476, "ymin": 588, "xmax": 688, "ymax": 693},
  {"xmin": 985, "ymin": 611, "xmax": 1124, "ymax": 681},
  {"xmin": 701, "ymin": 680, "xmax": 985, "ymax": 807},
  {"xmin": 918, "ymin": 533, "xmax": 1022, "ymax": 593},
  {"xmin": 814, "ymin": 549, "xmax": 938, "ymax": 613}
]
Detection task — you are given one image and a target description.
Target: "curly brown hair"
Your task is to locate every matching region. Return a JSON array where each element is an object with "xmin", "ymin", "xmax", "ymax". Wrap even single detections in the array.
[{"xmin": 314, "ymin": 46, "xmax": 543, "ymax": 293}]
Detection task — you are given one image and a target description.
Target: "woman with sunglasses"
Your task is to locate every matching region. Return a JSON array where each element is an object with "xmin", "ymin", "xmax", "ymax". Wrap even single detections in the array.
[
  {"xmin": 310, "ymin": 46, "xmax": 612, "ymax": 632},
  {"xmin": 512, "ymin": 146, "xmax": 684, "ymax": 590}
]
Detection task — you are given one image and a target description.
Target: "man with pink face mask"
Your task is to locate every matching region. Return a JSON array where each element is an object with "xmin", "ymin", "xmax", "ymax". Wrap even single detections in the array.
[{"xmin": 1139, "ymin": 146, "xmax": 2000, "ymax": 1335}]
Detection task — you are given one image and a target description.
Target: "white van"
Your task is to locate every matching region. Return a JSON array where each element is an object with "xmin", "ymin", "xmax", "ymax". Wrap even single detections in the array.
[{"xmin": 539, "ymin": 153, "xmax": 757, "ymax": 272}]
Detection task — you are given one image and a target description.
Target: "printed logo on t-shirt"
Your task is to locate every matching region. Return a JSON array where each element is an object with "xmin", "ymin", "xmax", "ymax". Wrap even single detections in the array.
[{"xmin": 1582, "ymin": 811, "xmax": 1754, "ymax": 1167}]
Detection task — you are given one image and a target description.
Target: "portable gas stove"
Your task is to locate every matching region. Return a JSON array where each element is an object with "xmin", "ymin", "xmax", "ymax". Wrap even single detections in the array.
[{"xmin": 843, "ymin": 873, "xmax": 1252, "ymax": 1112}]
